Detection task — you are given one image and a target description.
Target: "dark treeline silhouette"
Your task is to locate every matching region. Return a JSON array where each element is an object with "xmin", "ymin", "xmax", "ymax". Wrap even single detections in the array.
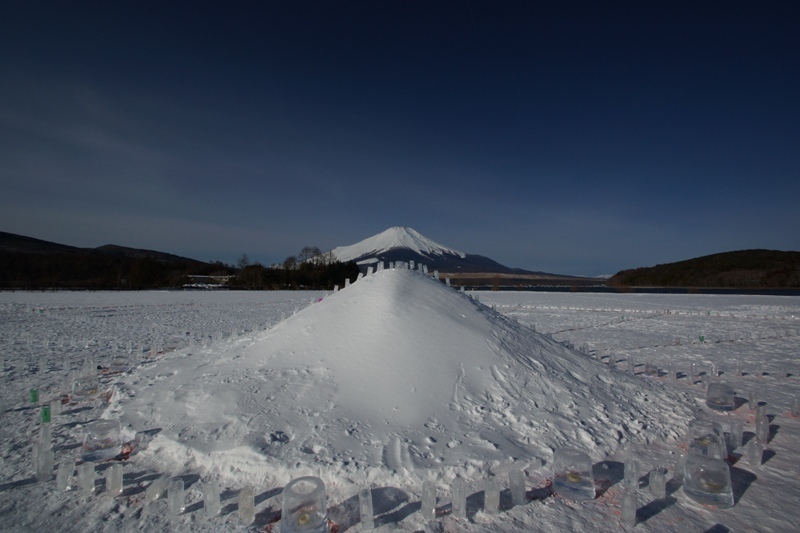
[
  {"xmin": 0, "ymin": 250, "xmax": 233, "ymax": 289},
  {"xmin": 609, "ymin": 249, "xmax": 800, "ymax": 288},
  {"xmin": 1, "ymin": 249, "xmax": 360, "ymax": 291},
  {"xmin": 227, "ymin": 248, "xmax": 360, "ymax": 290},
  {"xmin": 0, "ymin": 231, "xmax": 360, "ymax": 290},
  {"xmin": 227, "ymin": 260, "xmax": 360, "ymax": 290}
]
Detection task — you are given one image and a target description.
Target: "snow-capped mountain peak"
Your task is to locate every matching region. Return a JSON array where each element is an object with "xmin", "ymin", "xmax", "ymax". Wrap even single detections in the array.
[{"xmin": 330, "ymin": 227, "xmax": 466, "ymax": 264}]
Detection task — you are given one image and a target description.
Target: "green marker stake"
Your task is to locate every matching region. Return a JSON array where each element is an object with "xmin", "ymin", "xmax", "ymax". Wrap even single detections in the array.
[
  {"xmin": 29, "ymin": 388, "xmax": 39, "ymax": 403},
  {"xmin": 41, "ymin": 405, "xmax": 51, "ymax": 424}
]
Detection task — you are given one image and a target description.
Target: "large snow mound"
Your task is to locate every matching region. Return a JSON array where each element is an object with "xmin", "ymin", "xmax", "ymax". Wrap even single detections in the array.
[{"xmin": 118, "ymin": 269, "xmax": 695, "ymax": 483}]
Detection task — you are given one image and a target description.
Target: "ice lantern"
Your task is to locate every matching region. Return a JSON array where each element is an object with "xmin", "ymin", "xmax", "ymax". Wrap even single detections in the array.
[
  {"xmin": 281, "ymin": 476, "xmax": 328, "ymax": 533},
  {"xmin": 552, "ymin": 448, "xmax": 595, "ymax": 501}
]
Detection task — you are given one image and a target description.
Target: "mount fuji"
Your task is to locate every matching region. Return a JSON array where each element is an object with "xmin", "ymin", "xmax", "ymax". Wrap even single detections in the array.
[{"xmin": 326, "ymin": 227, "xmax": 537, "ymax": 274}]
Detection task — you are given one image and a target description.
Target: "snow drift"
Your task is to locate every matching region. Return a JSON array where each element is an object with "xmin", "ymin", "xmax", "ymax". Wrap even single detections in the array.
[{"xmin": 118, "ymin": 269, "xmax": 695, "ymax": 484}]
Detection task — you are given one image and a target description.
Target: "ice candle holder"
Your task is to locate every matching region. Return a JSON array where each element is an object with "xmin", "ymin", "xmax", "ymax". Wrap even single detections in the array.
[
  {"xmin": 621, "ymin": 489, "xmax": 637, "ymax": 528},
  {"xmin": 72, "ymin": 375, "xmax": 100, "ymax": 401},
  {"xmin": 672, "ymin": 453, "xmax": 686, "ymax": 484},
  {"xmin": 82, "ymin": 419, "xmax": 121, "ymax": 462},
  {"xmin": 649, "ymin": 467, "xmax": 666, "ymax": 499},
  {"xmin": 748, "ymin": 390, "xmax": 758, "ymax": 411},
  {"xmin": 56, "ymin": 459, "xmax": 75, "ymax": 491},
  {"xmin": 168, "ymin": 478, "xmax": 185, "ymax": 516},
  {"xmin": 39, "ymin": 423, "xmax": 52, "ymax": 448},
  {"xmin": 683, "ymin": 455, "xmax": 734, "ymax": 508},
  {"xmin": 644, "ymin": 362, "xmax": 658, "ymax": 378},
  {"xmin": 552, "ymin": 448, "xmax": 595, "ymax": 501},
  {"xmin": 509, "ymin": 470, "xmax": 526, "ymax": 507},
  {"xmin": 687, "ymin": 420, "xmax": 726, "ymax": 460},
  {"xmin": 106, "ymin": 463, "xmax": 123, "ymax": 496},
  {"xmin": 420, "ymin": 481, "xmax": 435, "ymax": 520},
  {"xmin": 728, "ymin": 421, "xmax": 743, "ymax": 451},
  {"xmin": 756, "ymin": 414, "xmax": 770, "ymax": 442},
  {"xmin": 31, "ymin": 443, "xmax": 39, "ymax": 475},
  {"xmin": 451, "ymin": 477, "xmax": 467, "ymax": 519},
  {"xmin": 359, "ymin": 487, "xmax": 375, "ymax": 530},
  {"xmin": 238, "ymin": 485, "xmax": 254, "ymax": 524},
  {"xmin": 203, "ymin": 480, "xmax": 221, "ymax": 518},
  {"xmin": 77, "ymin": 462, "xmax": 95, "ymax": 494},
  {"xmin": 281, "ymin": 476, "xmax": 328, "ymax": 533},
  {"xmin": 706, "ymin": 382, "xmax": 735, "ymax": 411},
  {"xmin": 747, "ymin": 438, "xmax": 764, "ymax": 467},
  {"xmin": 36, "ymin": 445, "xmax": 53, "ymax": 482},
  {"xmin": 484, "ymin": 476, "xmax": 500, "ymax": 515},
  {"xmin": 623, "ymin": 458, "xmax": 639, "ymax": 490},
  {"xmin": 109, "ymin": 354, "xmax": 129, "ymax": 373},
  {"xmin": 146, "ymin": 474, "xmax": 169, "ymax": 501},
  {"xmin": 134, "ymin": 431, "xmax": 151, "ymax": 453}
]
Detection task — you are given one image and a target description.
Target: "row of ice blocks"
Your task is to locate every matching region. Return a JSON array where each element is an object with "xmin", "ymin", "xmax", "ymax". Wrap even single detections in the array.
[
  {"xmin": 357, "ymin": 470, "xmax": 529, "ymax": 529},
  {"xmin": 142, "ymin": 474, "xmax": 330, "ymax": 529},
  {"xmin": 140, "ymin": 472, "xmax": 531, "ymax": 529},
  {"xmin": 50, "ymin": 461, "xmax": 123, "ymax": 495},
  {"xmin": 44, "ymin": 443, "xmax": 752, "ymax": 526},
  {"xmin": 554, "ymin": 440, "xmax": 739, "ymax": 510}
]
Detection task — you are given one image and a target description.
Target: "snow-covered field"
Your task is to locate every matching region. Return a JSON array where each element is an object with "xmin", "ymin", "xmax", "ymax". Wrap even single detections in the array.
[{"xmin": 1, "ymin": 271, "xmax": 799, "ymax": 532}]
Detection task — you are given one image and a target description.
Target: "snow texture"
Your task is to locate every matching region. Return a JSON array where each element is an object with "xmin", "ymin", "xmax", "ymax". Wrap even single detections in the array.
[{"xmin": 1, "ymin": 275, "xmax": 799, "ymax": 532}]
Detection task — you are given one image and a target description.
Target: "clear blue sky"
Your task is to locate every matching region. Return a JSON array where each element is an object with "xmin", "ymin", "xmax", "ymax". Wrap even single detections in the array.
[{"xmin": 1, "ymin": 2, "xmax": 798, "ymax": 276}]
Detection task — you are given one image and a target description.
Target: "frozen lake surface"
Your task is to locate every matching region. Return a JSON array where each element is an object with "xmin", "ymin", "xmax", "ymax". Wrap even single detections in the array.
[{"xmin": 1, "ymin": 279, "xmax": 799, "ymax": 532}]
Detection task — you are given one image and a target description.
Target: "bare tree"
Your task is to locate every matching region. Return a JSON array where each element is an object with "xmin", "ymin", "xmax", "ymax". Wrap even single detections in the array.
[
  {"xmin": 283, "ymin": 255, "xmax": 298, "ymax": 270},
  {"xmin": 298, "ymin": 246, "xmax": 322, "ymax": 264},
  {"xmin": 321, "ymin": 250, "xmax": 337, "ymax": 266}
]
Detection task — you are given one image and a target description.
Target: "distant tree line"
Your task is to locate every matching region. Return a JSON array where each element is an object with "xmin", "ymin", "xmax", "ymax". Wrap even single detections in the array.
[
  {"xmin": 0, "ymin": 244, "xmax": 359, "ymax": 291},
  {"xmin": 608, "ymin": 250, "xmax": 800, "ymax": 288},
  {"xmin": 0, "ymin": 250, "xmax": 233, "ymax": 290},
  {"xmin": 227, "ymin": 246, "xmax": 360, "ymax": 290}
]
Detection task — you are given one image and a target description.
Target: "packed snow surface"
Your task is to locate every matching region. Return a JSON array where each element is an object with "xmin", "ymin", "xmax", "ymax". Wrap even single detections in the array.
[
  {"xmin": 328, "ymin": 226, "xmax": 466, "ymax": 264},
  {"xmin": 1, "ymin": 275, "xmax": 799, "ymax": 532},
  {"xmin": 120, "ymin": 270, "xmax": 692, "ymax": 472}
]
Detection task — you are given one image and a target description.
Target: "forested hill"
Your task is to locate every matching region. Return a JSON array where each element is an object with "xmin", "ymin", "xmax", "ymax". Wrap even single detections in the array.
[
  {"xmin": 609, "ymin": 249, "xmax": 800, "ymax": 288},
  {"xmin": 0, "ymin": 231, "xmax": 229, "ymax": 289},
  {"xmin": 0, "ymin": 231, "xmax": 360, "ymax": 290}
]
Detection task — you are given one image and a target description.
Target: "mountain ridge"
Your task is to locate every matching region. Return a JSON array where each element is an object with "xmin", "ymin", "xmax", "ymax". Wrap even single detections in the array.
[
  {"xmin": 0, "ymin": 231, "xmax": 207, "ymax": 264},
  {"xmin": 324, "ymin": 226, "xmax": 565, "ymax": 277},
  {"xmin": 0, "ymin": 231, "xmax": 225, "ymax": 289}
]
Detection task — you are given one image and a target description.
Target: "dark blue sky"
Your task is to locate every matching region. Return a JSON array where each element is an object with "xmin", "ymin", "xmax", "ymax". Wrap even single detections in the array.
[{"xmin": 1, "ymin": 2, "xmax": 798, "ymax": 276}]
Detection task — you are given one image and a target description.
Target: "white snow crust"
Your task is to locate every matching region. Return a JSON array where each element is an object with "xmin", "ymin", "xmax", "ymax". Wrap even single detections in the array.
[{"xmin": 1, "ymin": 279, "xmax": 800, "ymax": 532}]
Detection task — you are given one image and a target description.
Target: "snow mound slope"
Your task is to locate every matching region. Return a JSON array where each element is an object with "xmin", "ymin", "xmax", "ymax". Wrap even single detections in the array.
[
  {"xmin": 329, "ymin": 226, "xmax": 466, "ymax": 263},
  {"xmin": 118, "ymin": 269, "xmax": 695, "ymax": 484}
]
